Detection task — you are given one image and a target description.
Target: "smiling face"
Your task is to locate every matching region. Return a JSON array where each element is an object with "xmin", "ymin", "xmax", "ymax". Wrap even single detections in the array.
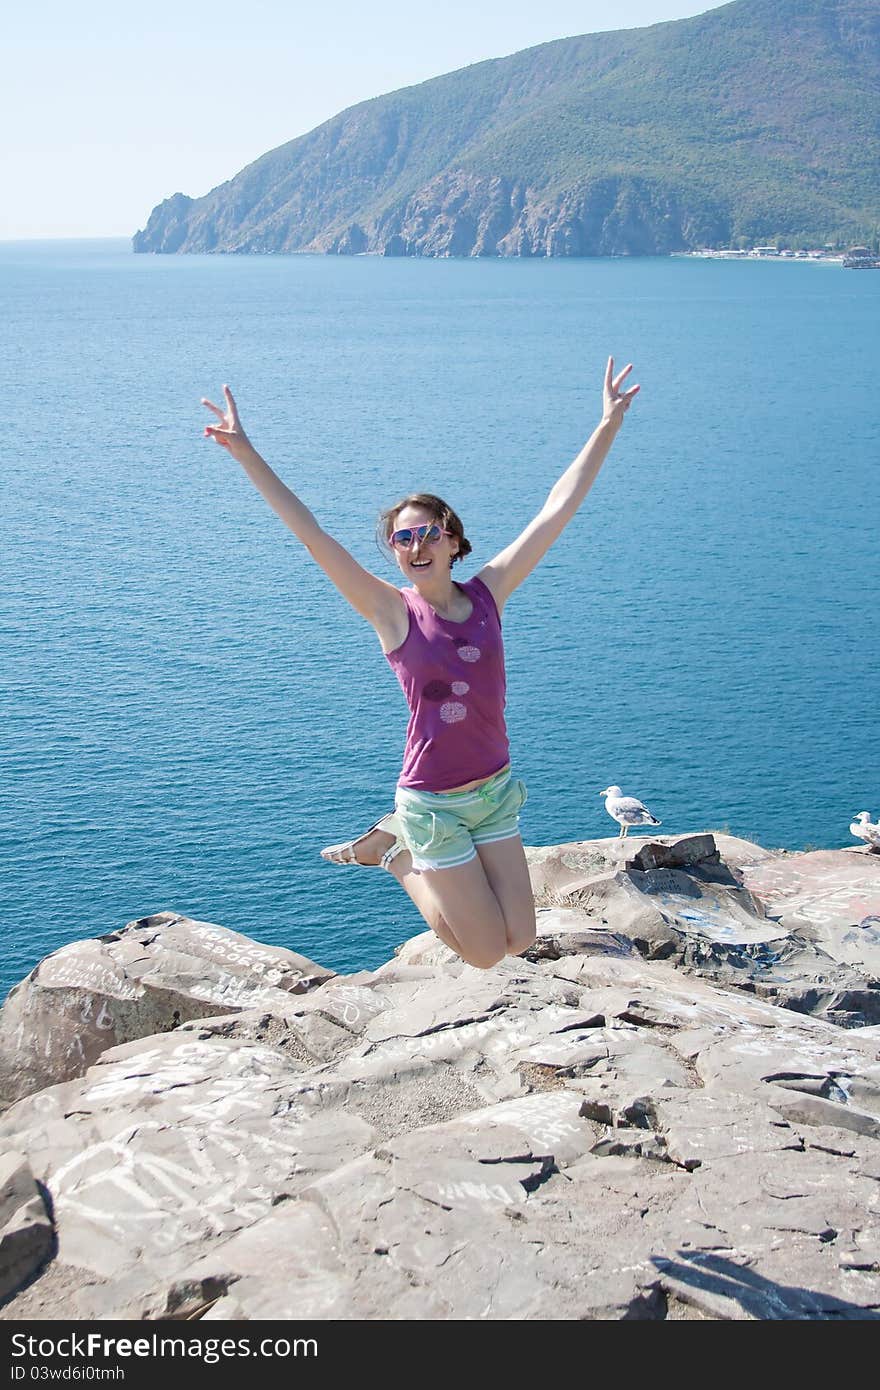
[{"xmin": 390, "ymin": 502, "xmax": 460, "ymax": 584}]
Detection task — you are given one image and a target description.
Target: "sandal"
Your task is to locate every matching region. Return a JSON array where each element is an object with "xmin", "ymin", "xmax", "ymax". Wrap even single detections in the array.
[{"xmin": 320, "ymin": 813, "xmax": 403, "ymax": 871}]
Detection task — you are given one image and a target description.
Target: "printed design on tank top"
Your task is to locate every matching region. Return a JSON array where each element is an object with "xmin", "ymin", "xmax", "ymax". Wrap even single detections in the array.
[
  {"xmin": 421, "ymin": 626, "xmax": 484, "ymax": 723},
  {"xmin": 453, "ymin": 634, "xmax": 482, "ymax": 664}
]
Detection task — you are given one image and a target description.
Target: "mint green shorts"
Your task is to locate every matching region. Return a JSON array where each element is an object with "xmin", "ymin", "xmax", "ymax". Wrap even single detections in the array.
[{"xmin": 394, "ymin": 767, "xmax": 528, "ymax": 872}]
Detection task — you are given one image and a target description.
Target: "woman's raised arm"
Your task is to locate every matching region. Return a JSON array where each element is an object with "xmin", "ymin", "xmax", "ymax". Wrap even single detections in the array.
[
  {"xmin": 202, "ymin": 385, "xmax": 402, "ymax": 629},
  {"xmin": 476, "ymin": 357, "xmax": 639, "ymax": 613}
]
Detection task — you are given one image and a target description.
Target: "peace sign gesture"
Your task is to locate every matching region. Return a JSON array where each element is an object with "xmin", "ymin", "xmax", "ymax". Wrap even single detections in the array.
[
  {"xmin": 202, "ymin": 385, "xmax": 250, "ymax": 457},
  {"xmin": 602, "ymin": 357, "xmax": 640, "ymax": 425}
]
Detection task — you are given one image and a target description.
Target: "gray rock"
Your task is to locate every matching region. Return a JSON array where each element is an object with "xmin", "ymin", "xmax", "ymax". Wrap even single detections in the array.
[
  {"xmin": 741, "ymin": 850, "xmax": 880, "ymax": 971},
  {"xmin": 525, "ymin": 833, "xmax": 773, "ymax": 905},
  {"xmin": 2, "ymin": 833, "xmax": 880, "ymax": 1319},
  {"xmin": 527, "ymin": 837, "xmax": 880, "ymax": 1027},
  {"xmin": 767, "ymin": 1092, "xmax": 880, "ymax": 1140},
  {"xmin": 0, "ymin": 913, "xmax": 332, "ymax": 1109},
  {"xmin": 0, "ymin": 1153, "xmax": 53, "ymax": 1302},
  {"xmin": 0, "ymin": 1030, "xmax": 374, "ymax": 1286}
]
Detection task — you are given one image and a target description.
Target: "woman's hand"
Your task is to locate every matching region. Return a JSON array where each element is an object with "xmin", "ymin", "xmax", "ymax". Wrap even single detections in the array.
[
  {"xmin": 602, "ymin": 357, "xmax": 640, "ymax": 426},
  {"xmin": 201, "ymin": 385, "xmax": 251, "ymax": 457}
]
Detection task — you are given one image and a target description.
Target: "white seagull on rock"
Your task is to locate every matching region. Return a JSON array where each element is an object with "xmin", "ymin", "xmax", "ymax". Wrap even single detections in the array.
[
  {"xmin": 600, "ymin": 785, "xmax": 661, "ymax": 838},
  {"xmin": 850, "ymin": 812, "xmax": 880, "ymax": 850}
]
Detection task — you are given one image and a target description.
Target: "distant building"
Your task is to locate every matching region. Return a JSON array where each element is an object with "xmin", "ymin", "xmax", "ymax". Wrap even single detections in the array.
[{"xmin": 843, "ymin": 246, "xmax": 880, "ymax": 269}]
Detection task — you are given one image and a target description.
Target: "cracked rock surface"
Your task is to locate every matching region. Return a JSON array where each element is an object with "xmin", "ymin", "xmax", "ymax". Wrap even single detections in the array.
[
  {"xmin": 1, "ymin": 833, "xmax": 879, "ymax": 1320},
  {"xmin": 529, "ymin": 834, "xmax": 880, "ymax": 1026},
  {"xmin": 0, "ymin": 913, "xmax": 332, "ymax": 1109}
]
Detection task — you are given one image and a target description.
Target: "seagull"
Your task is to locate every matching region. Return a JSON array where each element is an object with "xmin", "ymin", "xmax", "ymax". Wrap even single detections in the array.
[
  {"xmin": 600, "ymin": 785, "xmax": 661, "ymax": 838},
  {"xmin": 850, "ymin": 812, "xmax": 880, "ymax": 850}
]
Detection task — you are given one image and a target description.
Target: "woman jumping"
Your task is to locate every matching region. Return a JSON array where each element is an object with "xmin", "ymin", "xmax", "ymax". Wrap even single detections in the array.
[{"xmin": 202, "ymin": 358, "xmax": 639, "ymax": 969}]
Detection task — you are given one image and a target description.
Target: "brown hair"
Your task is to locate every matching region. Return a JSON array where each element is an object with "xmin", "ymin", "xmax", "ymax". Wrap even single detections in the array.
[{"xmin": 377, "ymin": 493, "xmax": 472, "ymax": 567}]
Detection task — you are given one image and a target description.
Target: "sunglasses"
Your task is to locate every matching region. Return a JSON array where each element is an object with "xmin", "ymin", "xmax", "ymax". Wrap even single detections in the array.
[{"xmin": 389, "ymin": 522, "xmax": 453, "ymax": 550}]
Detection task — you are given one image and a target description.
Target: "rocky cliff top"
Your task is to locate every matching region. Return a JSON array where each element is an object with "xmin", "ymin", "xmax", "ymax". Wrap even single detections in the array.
[{"xmin": 1, "ymin": 830, "xmax": 879, "ymax": 1320}]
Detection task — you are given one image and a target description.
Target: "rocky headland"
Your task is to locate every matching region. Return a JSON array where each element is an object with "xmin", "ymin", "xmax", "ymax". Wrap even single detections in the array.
[
  {"xmin": 1, "ymin": 831, "xmax": 879, "ymax": 1321},
  {"xmin": 133, "ymin": 1, "xmax": 880, "ymax": 258}
]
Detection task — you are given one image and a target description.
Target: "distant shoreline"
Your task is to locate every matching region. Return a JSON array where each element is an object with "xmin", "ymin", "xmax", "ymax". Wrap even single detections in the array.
[
  {"xmin": 0, "ymin": 239, "xmax": 859, "ymax": 268},
  {"xmin": 674, "ymin": 250, "xmax": 844, "ymax": 265}
]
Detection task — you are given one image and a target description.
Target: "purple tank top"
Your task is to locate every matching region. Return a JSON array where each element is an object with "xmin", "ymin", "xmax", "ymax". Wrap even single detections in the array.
[{"xmin": 385, "ymin": 574, "xmax": 510, "ymax": 791}]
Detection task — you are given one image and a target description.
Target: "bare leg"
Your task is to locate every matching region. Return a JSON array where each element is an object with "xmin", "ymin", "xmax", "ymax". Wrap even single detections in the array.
[
  {"xmin": 324, "ymin": 817, "xmax": 535, "ymax": 966},
  {"xmin": 321, "ymin": 820, "xmax": 491, "ymax": 959},
  {"xmin": 385, "ymin": 848, "xmax": 470, "ymax": 957},
  {"xmin": 386, "ymin": 838, "xmax": 534, "ymax": 967},
  {"xmin": 474, "ymin": 835, "xmax": 536, "ymax": 956}
]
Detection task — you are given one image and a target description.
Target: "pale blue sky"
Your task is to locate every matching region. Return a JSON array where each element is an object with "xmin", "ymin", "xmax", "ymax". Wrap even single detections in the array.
[{"xmin": 3, "ymin": 1, "xmax": 719, "ymax": 239}]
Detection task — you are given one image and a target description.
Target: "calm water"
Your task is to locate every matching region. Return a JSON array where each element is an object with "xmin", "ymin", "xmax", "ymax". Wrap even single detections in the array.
[{"xmin": 2, "ymin": 240, "xmax": 878, "ymax": 998}]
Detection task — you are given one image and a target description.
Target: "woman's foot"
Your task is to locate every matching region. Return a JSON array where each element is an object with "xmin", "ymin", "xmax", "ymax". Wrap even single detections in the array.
[{"xmin": 320, "ymin": 814, "xmax": 400, "ymax": 868}]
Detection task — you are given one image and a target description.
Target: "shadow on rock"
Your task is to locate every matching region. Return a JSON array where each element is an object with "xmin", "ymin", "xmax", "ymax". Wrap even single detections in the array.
[{"xmin": 654, "ymin": 1250, "xmax": 880, "ymax": 1320}]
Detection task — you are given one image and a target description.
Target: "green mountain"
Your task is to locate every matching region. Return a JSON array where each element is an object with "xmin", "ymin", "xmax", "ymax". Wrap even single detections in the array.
[{"xmin": 133, "ymin": 0, "xmax": 880, "ymax": 256}]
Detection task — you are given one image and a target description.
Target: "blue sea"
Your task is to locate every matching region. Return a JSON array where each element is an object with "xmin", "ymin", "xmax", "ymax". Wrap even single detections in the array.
[{"xmin": 2, "ymin": 239, "xmax": 878, "ymax": 999}]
